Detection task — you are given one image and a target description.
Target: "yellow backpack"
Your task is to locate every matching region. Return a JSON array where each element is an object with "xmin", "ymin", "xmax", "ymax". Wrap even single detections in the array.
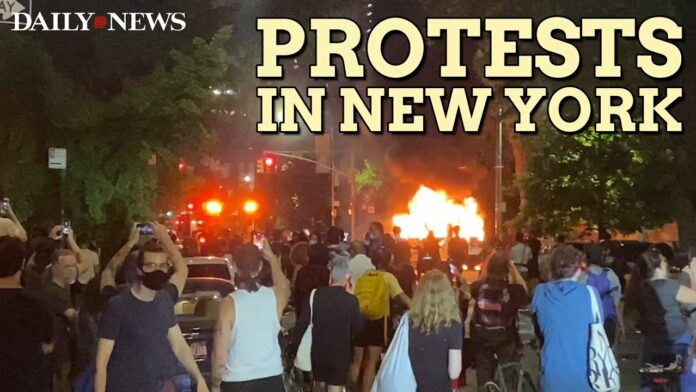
[{"xmin": 355, "ymin": 270, "xmax": 390, "ymax": 320}]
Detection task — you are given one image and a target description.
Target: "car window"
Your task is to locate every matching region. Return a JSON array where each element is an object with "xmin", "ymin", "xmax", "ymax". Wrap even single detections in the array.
[{"xmin": 187, "ymin": 263, "xmax": 231, "ymax": 280}]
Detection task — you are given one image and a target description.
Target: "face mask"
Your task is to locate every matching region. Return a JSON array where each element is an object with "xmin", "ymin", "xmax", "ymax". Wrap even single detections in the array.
[
  {"xmin": 140, "ymin": 270, "xmax": 169, "ymax": 291},
  {"xmin": 63, "ymin": 266, "xmax": 77, "ymax": 285}
]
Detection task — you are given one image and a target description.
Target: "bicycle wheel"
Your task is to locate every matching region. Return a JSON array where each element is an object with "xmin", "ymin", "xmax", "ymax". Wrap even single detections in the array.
[{"xmin": 481, "ymin": 381, "xmax": 502, "ymax": 392}]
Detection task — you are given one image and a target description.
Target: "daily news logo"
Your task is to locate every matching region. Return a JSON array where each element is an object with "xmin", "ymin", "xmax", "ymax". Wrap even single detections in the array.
[{"xmin": 0, "ymin": 1, "xmax": 186, "ymax": 31}]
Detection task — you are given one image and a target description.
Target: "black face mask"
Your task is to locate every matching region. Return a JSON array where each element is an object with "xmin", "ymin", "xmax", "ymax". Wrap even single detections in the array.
[{"xmin": 140, "ymin": 270, "xmax": 169, "ymax": 291}]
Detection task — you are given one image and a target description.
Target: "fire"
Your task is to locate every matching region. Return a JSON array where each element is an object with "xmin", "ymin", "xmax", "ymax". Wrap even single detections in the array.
[{"xmin": 392, "ymin": 186, "xmax": 485, "ymax": 241}]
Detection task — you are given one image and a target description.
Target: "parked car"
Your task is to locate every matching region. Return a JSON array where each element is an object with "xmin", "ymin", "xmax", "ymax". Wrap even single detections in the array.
[
  {"xmin": 186, "ymin": 256, "xmax": 234, "ymax": 281},
  {"xmin": 173, "ymin": 277, "xmax": 235, "ymax": 391}
]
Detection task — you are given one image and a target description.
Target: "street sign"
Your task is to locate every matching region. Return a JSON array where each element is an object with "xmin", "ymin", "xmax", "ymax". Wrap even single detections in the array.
[
  {"xmin": 0, "ymin": 0, "xmax": 31, "ymax": 24},
  {"xmin": 48, "ymin": 148, "xmax": 67, "ymax": 169}
]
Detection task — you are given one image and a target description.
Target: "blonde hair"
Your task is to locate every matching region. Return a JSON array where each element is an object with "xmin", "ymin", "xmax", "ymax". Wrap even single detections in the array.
[{"xmin": 410, "ymin": 270, "xmax": 461, "ymax": 334}]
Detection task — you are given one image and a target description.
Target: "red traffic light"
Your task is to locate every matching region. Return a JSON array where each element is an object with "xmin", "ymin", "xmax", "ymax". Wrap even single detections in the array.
[
  {"xmin": 264, "ymin": 157, "xmax": 275, "ymax": 167},
  {"xmin": 178, "ymin": 161, "xmax": 186, "ymax": 171}
]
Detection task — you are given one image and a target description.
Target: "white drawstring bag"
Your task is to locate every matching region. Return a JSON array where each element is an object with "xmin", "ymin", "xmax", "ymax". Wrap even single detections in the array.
[
  {"xmin": 586, "ymin": 286, "xmax": 620, "ymax": 392},
  {"xmin": 371, "ymin": 312, "xmax": 417, "ymax": 392},
  {"xmin": 294, "ymin": 289, "xmax": 316, "ymax": 372}
]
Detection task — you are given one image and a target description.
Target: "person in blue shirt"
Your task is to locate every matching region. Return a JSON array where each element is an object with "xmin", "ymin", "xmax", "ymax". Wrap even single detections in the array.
[{"xmin": 532, "ymin": 245, "xmax": 601, "ymax": 392}]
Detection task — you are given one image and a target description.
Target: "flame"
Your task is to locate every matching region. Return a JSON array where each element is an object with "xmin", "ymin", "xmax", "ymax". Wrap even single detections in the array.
[{"xmin": 392, "ymin": 186, "xmax": 485, "ymax": 241}]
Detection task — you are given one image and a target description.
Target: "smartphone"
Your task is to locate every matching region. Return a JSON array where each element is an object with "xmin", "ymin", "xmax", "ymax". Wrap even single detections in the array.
[
  {"xmin": 62, "ymin": 220, "xmax": 71, "ymax": 236},
  {"xmin": 137, "ymin": 223, "xmax": 154, "ymax": 236},
  {"xmin": 343, "ymin": 232, "xmax": 349, "ymax": 242},
  {"xmin": 0, "ymin": 197, "xmax": 8, "ymax": 216},
  {"xmin": 253, "ymin": 232, "xmax": 265, "ymax": 250},
  {"xmin": 449, "ymin": 263, "xmax": 457, "ymax": 275}
]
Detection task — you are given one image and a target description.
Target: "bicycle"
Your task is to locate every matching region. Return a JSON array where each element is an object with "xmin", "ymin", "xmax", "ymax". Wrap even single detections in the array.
[
  {"xmin": 480, "ymin": 357, "xmax": 539, "ymax": 392},
  {"xmin": 639, "ymin": 354, "xmax": 684, "ymax": 392}
]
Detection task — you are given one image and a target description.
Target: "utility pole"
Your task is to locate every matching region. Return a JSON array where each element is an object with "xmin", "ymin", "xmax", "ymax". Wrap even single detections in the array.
[
  {"xmin": 350, "ymin": 150, "xmax": 356, "ymax": 240},
  {"xmin": 495, "ymin": 106, "xmax": 504, "ymax": 241}
]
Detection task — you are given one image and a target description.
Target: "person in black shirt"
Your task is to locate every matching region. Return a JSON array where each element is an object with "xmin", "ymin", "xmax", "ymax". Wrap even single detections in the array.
[
  {"xmin": 96, "ymin": 224, "xmax": 207, "ymax": 392},
  {"xmin": 0, "ymin": 236, "xmax": 54, "ymax": 392},
  {"xmin": 296, "ymin": 255, "xmax": 363, "ymax": 391},
  {"xmin": 470, "ymin": 252, "xmax": 529, "ymax": 388},
  {"xmin": 448, "ymin": 226, "xmax": 468, "ymax": 269},
  {"xmin": 293, "ymin": 243, "xmax": 331, "ymax": 318}
]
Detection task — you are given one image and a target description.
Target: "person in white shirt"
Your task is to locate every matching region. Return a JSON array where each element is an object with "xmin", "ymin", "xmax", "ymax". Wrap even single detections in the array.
[
  {"xmin": 509, "ymin": 232, "xmax": 532, "ymax": 276},
  {"xmin": 77, "ymin": 237, "xmax": 100, "ymax": 285},
  {"xmin": 348, "ymin": 241, "xmax": 375, "ymax": 286}
]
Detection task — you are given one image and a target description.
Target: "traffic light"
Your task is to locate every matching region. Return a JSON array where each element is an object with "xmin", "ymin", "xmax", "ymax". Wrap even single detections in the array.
[
  {"xmin": 178, "ymin": 161, "xmax": 186, "ymax": 171},
  {"xmin": 243, "ymin": 200, "xmax": 259, "ymax": 215},
  {"xmin": 203, "ymin": 200, "xmax": 224, "ymax": 216},
  {"xmin": 263, "ymin": 155, "xmax": 277, "ymax": 174}
]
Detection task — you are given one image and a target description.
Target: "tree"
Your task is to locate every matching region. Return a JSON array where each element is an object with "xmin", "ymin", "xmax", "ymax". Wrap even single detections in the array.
[
  {"xmin": 517, "ymin": 127, "xmax": 677, "ymax": 235},
  {"xmin": 0, "ymin": 27, "xmax": 233, "ymax": 242}
]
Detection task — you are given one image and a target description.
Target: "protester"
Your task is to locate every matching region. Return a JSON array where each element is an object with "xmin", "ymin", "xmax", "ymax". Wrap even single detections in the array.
[
  {"xmin": 0, "ymin": 201, "xmax": 28, "ymax": 242},
  {"xmin": 293, "ymin": 243, "xmax": 331, "ymax": 317},
  {"xmin": 99, "ymin": 224, "xmax": 141, "ymax": 298},
  {"xmin": 393, "ymin": 225, "xmax": 403, "ymax": 243},
  {"xmin": 0, "ymin": 236, "xmax": 54, "ymax": 392},
  {"xmin": 289, "ymin": 241, "xmax": 309, "ymax": 288},
  {"xmin": 95, "ymin": 223, "xmax": 205, "ymax": 392},
  {"xmin": 21, "ymin": 236, "xmax": 56, "ymax": 295},
  {"xmin": 388, "ymin": 241, "xmax": 417, "ymax": 298},
  {"xmin": 326, "ymin": 226, "xmax": 349, "ymax": 256},
  {"xmin": 509, "ymin": 232, "xmax": 532, "ymax": 278},
  {"xmin": 625, "ymin": 248, "xmax": 696, "ymax": 390},
  {"xmin": 295, "ymin": 254, "xmax": 363, "ymax": 392},
  {"xmin": 211, "ymin": 242, "xmax": 291, "ymax": 392},
  {"xmin": 582, "ymin": 249, "xmax": 624, "ymax": 346},
  {"xmin": 351, "ymin": 246, "xmax": 411, "ymax": 392},
  {"xmin": 77, "ymin": 235, "xmax": 100, "ymax": 287},
  {"xmin": 525, "ymin": 229, "xmax": 542, "ymax": 283},
  {"xmin": 366, "ymin": 221, "xmax": 384, "ymax": 256},
  {"xmin": 408, "ymin": 270, "xmax": 463, "ymax": 391},
  {"xmin": 421, "ymin": 230, "xmax": 442, "ymax": 264},
  {"xmin": 470, "ymin": 252, "xmax": 528, "ymax": 388},
  {"xmin": 532, "ymin": 245, "xmax": 600, "ymax": 392},
  {"xmin": 447, "ymin": 225, "xmax": 468, "ymax": 268},
  {"xmin": 40, "ymin": 232, "xmax": 83, "ymax": 392},
  {"xmin": 348, "ymin": 241, "xmax": 375, "ymax": 286}
]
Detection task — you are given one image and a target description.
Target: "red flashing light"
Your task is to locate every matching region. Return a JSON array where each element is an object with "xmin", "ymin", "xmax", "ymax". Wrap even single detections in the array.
[
  {"xmin": 178, "ymin": 162, "xmax": 186, "ymax": 171},
  {"xmin": 264, "ymin": 157, "xmax": 275, "ymax": 167},
  {"xmin": 203, "ymin": 200, "xmax": 224, "ymax": 216},
  {"xmin": 187, "ymin": 203, "xmax": 194, "ymax": 210},
  {"xmin": 199, "ymin": 237, "xmax": 206, "ymax": 244}
]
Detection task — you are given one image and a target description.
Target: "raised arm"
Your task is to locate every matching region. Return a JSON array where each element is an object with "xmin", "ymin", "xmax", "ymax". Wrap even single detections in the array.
[
  {"xmin": 676, "ymin": 285, "xmax": 696, "ymax": 304},
  {"xmin": 263, "ymin": 239, "xmax": 291, "ymax": 318},
  {"xmin": 65, "ymin": 229, "xmax": 90, "ymax": 275},
  {"xmin": 211, "ymin": 297, "xmax": 235, "ymax": 392},
  {"xmin": 5, "ymin": 204, "xmax": 27, "ymax": 242},
  {"xmin": 101, "ymin": 224, "xmax": 139, "ymax": 291},
  {"xmin": 153, "ymin": 223, "xmax": 187, "ymax": 296}
]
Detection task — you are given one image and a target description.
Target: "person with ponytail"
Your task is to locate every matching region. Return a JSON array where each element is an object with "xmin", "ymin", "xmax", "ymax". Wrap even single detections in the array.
[
  {"xmin": 625, "ymin": 247, "xmax": 696, "ymax": 390},
  {"xmin": 212, "ymin": 241, "xmax": 291, "ymax": 392}
]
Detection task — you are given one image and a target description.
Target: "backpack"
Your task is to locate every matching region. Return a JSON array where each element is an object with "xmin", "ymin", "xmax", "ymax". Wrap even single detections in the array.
[
  {"xmin": 473, "ymin": 279, "xmax": 513, "ymax": 341},
  {"xmin": 586, "ymin": 268, "xmax": 617, "ymax": 320},
  {"xmin": 355, "ymin": 270, "xmax": 390, "ymax": 320}
]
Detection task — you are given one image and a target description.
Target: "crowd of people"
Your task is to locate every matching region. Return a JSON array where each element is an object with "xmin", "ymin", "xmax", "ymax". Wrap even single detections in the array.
[{"xmin": 2, "ymin": 199, "xmax": 696, "ymax": 392}]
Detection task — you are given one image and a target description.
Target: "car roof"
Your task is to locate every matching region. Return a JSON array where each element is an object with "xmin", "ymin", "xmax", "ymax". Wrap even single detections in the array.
[{"xmin": 186, "ymin": 256, "xmax": 230, "ymax": 265}]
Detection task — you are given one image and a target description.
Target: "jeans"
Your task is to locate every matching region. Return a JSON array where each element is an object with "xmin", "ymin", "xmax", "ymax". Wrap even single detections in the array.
[{"xmin": 474, "ymin": 338, "xmax": 517, "ymax": 388}]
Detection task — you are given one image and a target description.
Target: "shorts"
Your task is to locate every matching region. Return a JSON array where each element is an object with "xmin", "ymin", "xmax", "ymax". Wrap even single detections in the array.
[
  {"xmin": 354, "ymin": 317, "xmax": 390, "ymax": 348},
  {"xmin": 312, "ymin": 357, "xmax": 350, "ymax": 386},
  {"xmin": 221, "ymin": 375, "xmax": 285, "ymax": 392}
]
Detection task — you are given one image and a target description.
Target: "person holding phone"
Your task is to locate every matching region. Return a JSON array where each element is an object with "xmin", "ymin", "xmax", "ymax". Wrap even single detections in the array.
[
  {"xmin": 0, "ymin": 199, "xmax": 27, "ymax": 242},
  {"xmin": 95, "ymin": 223, "xmax": 207, "ymax": 392}
]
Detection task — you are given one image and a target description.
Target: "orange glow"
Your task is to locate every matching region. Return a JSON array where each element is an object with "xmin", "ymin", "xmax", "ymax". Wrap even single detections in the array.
[
  {"xmin": 264, "ymin": 157, "xmax": 275, "ymax": 166},
  {"xmin": 203, "ymin": 200, "xmax": 223, "ymax": 216},
  {"xmin": 199, "ymin": 237, "xmax": 206, "ymax": 244},
  {"xmin": 243, "ymin": 200, "xmax": 259, "ymax": 214},
  {"xmin": 392, "ymin": 185, "xmax": 484, "ymax": 241}
]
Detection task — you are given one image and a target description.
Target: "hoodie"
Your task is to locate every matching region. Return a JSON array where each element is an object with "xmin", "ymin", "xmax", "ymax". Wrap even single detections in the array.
[{"xmin": 532, "ymin": 280, "xmax": 598, "ymax": 392}]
